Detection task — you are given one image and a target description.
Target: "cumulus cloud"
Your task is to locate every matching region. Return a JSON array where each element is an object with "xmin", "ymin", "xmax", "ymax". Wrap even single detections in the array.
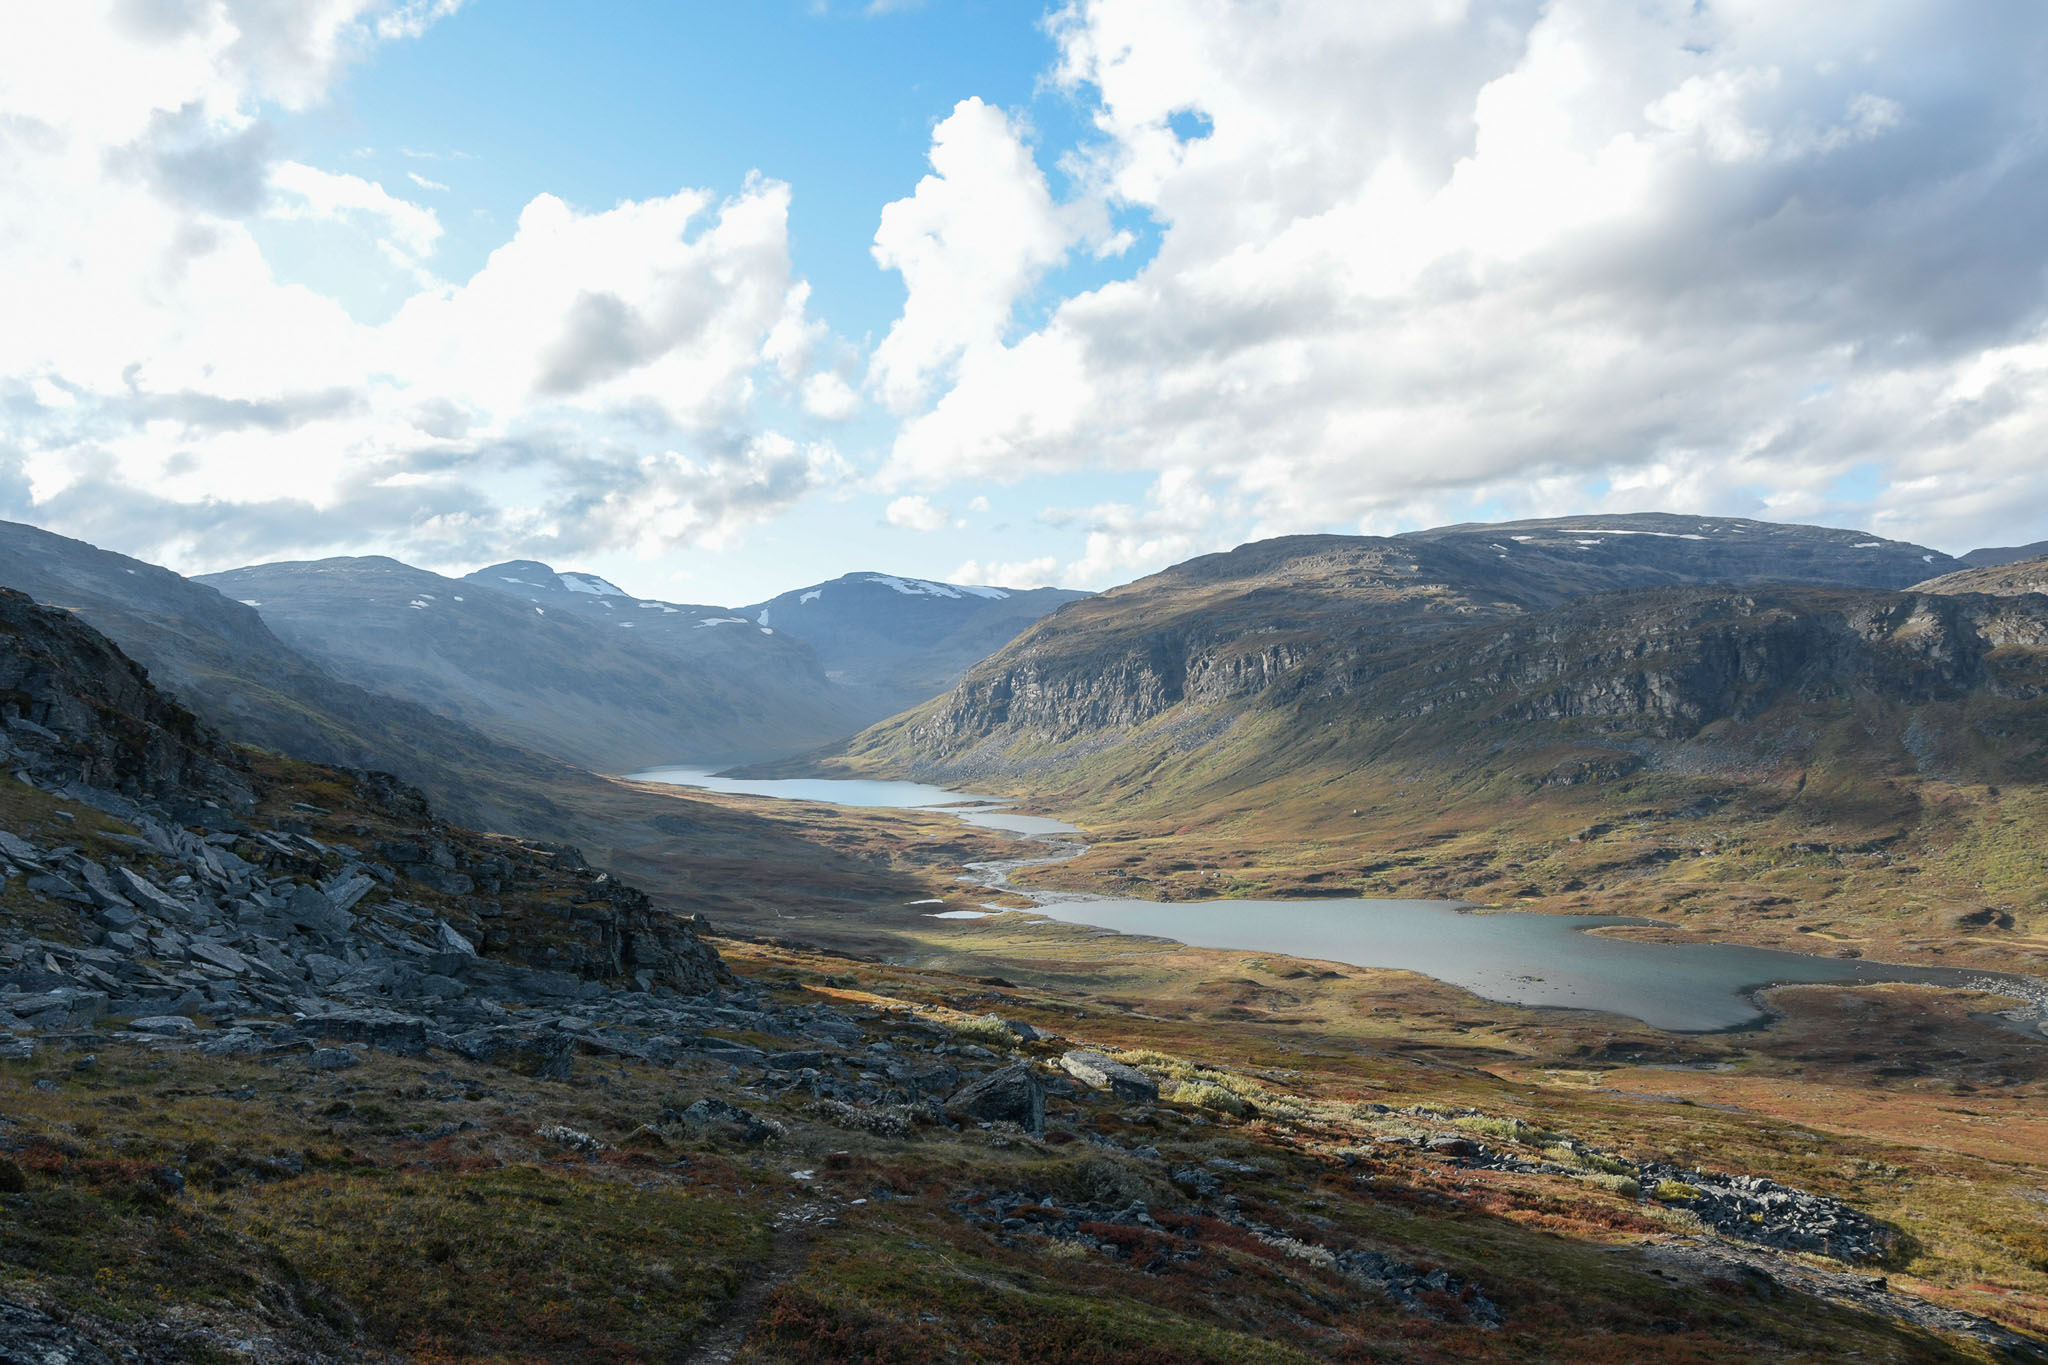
[
  {"xmin": 869, "ymin": 97, "xmax": 1103, "ymax": 412},
  {"xmin": 883, "ymin": 493, "xmax": 949, "ymax": 531},
  {"xmin": 0, "ymin": 0, "xmax": 856, "ymax": 576},
  {"xmin": 879, "ymin": 0, "xmax": 2048, "ymax": 575}
]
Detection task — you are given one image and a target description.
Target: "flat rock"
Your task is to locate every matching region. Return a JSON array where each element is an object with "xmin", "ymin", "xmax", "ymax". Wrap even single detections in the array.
[
  {"xmin": 128, "ymin": 1014, "xmax": 197, "ymax": 1036},
  {"xmin": 1060, "ymin": 1050, "xmax": 1159, "ymax": 1102}
]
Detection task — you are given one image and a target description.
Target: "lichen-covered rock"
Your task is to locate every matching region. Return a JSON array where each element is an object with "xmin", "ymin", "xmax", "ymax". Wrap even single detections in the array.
[{"xmin": 948, "ymin": 1063, "xmax": 1045, "ymax": 1134}]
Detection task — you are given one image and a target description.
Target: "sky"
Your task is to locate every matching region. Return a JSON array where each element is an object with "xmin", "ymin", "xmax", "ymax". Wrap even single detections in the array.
[{"xmin": 4, "ymin": 1, "xmax": 2048, "ymax": 606}]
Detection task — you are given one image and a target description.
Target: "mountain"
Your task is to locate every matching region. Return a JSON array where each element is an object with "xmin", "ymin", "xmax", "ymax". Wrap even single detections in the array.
[
  {"xmin": 202, "ymin": 557, "xmax": 863, "ymax": 772},
  {"xmin": 738, "ymin": 572, "xmax": 1088, "ymax": 718},
  {"xmin": 831, "ymin": 517, "xmax": 2031, "ymax": 792},
  {"xmin": 1917, "ymin": 554, "xmax": 2048, "ymax": 597},
  {"xmin": 826, "ymin": 513, "xmax": 1970, "ymax": 783},
  {"xmin": 461, "ymin": 558, "xmax": 827, "ymax": 678},
  {"xmin": 0, "ymin": 520, "xmax": 588, "ymax": 831},
  {"xmin": 1956, "ymin": 539, "xmax": 2048, "ymax": 569},
  {"xmin": 0, "ymin": 518, "xmax": 963, "ymax": 929},
  {"xmin": 802, "ymin": 515, "xmax": 2048, "ymax": 959}
]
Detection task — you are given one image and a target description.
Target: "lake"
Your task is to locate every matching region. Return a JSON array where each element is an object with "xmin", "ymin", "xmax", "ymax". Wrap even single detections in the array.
[{"xmin": 630, "ymin": 767, "xmax": 2036, "ymax": 1033}]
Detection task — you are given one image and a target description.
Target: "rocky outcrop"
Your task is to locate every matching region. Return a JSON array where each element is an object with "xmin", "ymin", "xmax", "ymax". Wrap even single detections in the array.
[
  {"xmin": 0, "ymin": 587, "xmax": 249, "ymax": 808},
  {"xmin": 0, "ymin": 593, "xmax": 730, "ymax": 1040}
]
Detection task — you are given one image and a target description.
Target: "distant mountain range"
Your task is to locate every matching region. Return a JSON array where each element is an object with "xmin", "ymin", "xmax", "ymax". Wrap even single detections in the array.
[
  {"xmin": 739, "ymin": 573, "xmax": 1086, "ymax": 717},
  {"xmin": 196, "ymin": 557, "xmax": 1082, "ymax": 772}
]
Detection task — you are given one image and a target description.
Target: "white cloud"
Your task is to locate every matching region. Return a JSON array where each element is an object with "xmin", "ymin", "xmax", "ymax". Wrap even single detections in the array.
[
  {"xmin": 868, "ymin": 97, "xmax": 1099, "ymax": 413},
  {"xmin": 951, "ymin": 555, "xmax": 1059, "ymax": 588},
  {"xmin": 801, "ymin": 371, "xmax": 861, "ymax": 420},
  {"xmin": 0, "ymin": 3, "xmax": 857, "ymax": 573},
  {"xmin": 272, "ymin": 161, "xmax": 442, "ymax": 261},
  {"xmin": 876, "ymin": 0, "xmax": 2048, "ymax": 573},
  {"xmin": 406, "ymin": 170, "xmax": 448, "ymax": 191},
  {"xmin": 884, "ymin": 494, "xmax": 949, "ymax": 532}
]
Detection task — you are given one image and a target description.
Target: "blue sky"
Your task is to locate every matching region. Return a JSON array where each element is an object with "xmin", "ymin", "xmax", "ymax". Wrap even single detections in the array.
[
  {"xmin": 249, "ymin": 0, "xmax": 1159, "ymax": 602},
  {"xmin": 7, "ymin": 1, "xmax": 2048, "ymax": 604}
]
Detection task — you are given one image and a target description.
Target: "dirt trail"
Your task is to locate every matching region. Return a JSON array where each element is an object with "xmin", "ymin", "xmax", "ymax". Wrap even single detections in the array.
[{"xmin": 682, "ymin": 1201, "xmax": 832, "ymax": 1365}]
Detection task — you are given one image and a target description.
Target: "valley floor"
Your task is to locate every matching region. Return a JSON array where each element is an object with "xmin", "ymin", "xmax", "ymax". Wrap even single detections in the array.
[{"xmin": 4, "ymin": 777, "xmax": 2045, "ymax": 1362}]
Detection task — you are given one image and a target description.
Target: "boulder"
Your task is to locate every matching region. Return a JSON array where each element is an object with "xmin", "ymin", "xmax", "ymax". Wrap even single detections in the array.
[
  {"xmin": 1060, "ymin": 1050, "xmax": 1159, "ymax": 1103},
  {"xmin": 672, "ymin": 1097, "xmax": 781, "ymax": 1143},
  {"xmin": 948, "ymin": 1063, "xmax": 1045, "ymax": 1135}
]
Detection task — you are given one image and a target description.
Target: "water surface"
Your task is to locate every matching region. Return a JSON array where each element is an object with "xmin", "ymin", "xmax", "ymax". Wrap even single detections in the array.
[
  {"xmin": 631, "ymin": 767, "xmax": 2034, "ymax": 1033},
  {"xmin": 1015, "ymin": 895, "xmax": 2002, "ymax": 1032},
  {"xmin": 630, "ymin": 765, "xmax": 1079, "ymax": 837}
]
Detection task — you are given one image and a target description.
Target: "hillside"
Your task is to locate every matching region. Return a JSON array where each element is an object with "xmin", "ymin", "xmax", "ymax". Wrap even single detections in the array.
[
  {"xmin": 809, "ymin": 517, "xmax": 2048, "ymax": 965},
  {"xmin": 0, "ymin": 521, "xmax": 972, "ymax": 927},
  {"xmin": 202, "ymin": 557, "xmax": 863, "ymax": 772},
  {"xmin": 0, "ymin": 521, "xmax": 593, "ymax": 833}
]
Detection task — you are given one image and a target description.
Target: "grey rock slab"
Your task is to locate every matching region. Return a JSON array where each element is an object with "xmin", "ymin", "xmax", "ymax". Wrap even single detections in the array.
[
  {"xmin": 0, "ymin": 830, "xmax": 43, "ymax": 866},
  {"xmin": 285, "ymin": 884, "xmax": 352, "ymax": 935},
  {"xmin": 1059, "ymin": 1050, "xmax": 1160, "ymax": 1103},
  {"xmin": 187, "ymin": 941, "xmax": 251, "ymax": 974},
  {"xmin": 321, "ymin": 871, "xmax": 374, "ymax": 914},
  {"xmin": 115, "ymin": 867, "xmax": 184, "ymax": 918}
]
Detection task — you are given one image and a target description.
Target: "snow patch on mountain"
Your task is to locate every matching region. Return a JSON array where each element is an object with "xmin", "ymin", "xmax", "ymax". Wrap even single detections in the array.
[
  {"xmin": 798, "ymin": 589, "xmax": 822, "ymax": 604},
  {"xmin": 558, "ymin": 572, "xmax": 628, "ymax": 597}
]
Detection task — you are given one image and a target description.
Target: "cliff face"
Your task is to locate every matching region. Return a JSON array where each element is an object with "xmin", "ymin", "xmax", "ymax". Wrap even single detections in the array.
[
  {"xmin": 0, "ymin": 587, "xmax": 248, "ymax": 807},
  {"xmin": 1355, "ymin": 590, "xmax": 2048, "ymax": 741}
]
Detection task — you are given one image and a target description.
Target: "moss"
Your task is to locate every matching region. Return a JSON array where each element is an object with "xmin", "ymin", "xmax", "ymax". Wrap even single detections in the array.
[
  {"xmin": 1654, "ymin": 1180, "xmax": 1702, "ymax": 1203},
  {"xmin": 226, "ymin": 1165, "xmax": 765, "ymax": 1359}
]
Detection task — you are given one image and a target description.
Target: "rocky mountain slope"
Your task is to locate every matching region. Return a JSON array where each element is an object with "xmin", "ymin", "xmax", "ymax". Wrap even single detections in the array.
[
  {"xmin": 739, "ymin": 572, "xmax": 1087, "ymax": 719},
  {"xmin": 201, "ymin": 557, "xmax": 864, "ymax": 772},
  {"xmin": 0, "ymin": 522, "xmax": 962, "ymax": 925},
  {"xmin": 0, "ymin": 581, "xmax": 728, "ymax": 1040},
  {"xmin": 830, "ymin": 514, "xmax": 1983, "ymax": 777},
  {"xmin": 1916, "ymin": 553, "xmax": 2048, "ymax": 597}
]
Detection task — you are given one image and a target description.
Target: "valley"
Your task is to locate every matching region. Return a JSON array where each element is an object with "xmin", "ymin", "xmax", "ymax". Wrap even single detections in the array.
[{"xmin": 0, "ymin": 512, "xmax": 2043, "ymax": 1361}]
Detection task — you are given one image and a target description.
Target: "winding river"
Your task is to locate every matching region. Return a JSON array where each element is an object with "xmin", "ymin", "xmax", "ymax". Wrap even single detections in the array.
[{"xmin": 631, "ymin": 766, "xmax": 2045, "ymax": 1035}]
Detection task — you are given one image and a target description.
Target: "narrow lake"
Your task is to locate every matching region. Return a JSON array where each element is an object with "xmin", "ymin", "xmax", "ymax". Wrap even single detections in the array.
[{"xmin": 630, "ymin": 767, "xmax": 2037, "ymax": 1034}]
